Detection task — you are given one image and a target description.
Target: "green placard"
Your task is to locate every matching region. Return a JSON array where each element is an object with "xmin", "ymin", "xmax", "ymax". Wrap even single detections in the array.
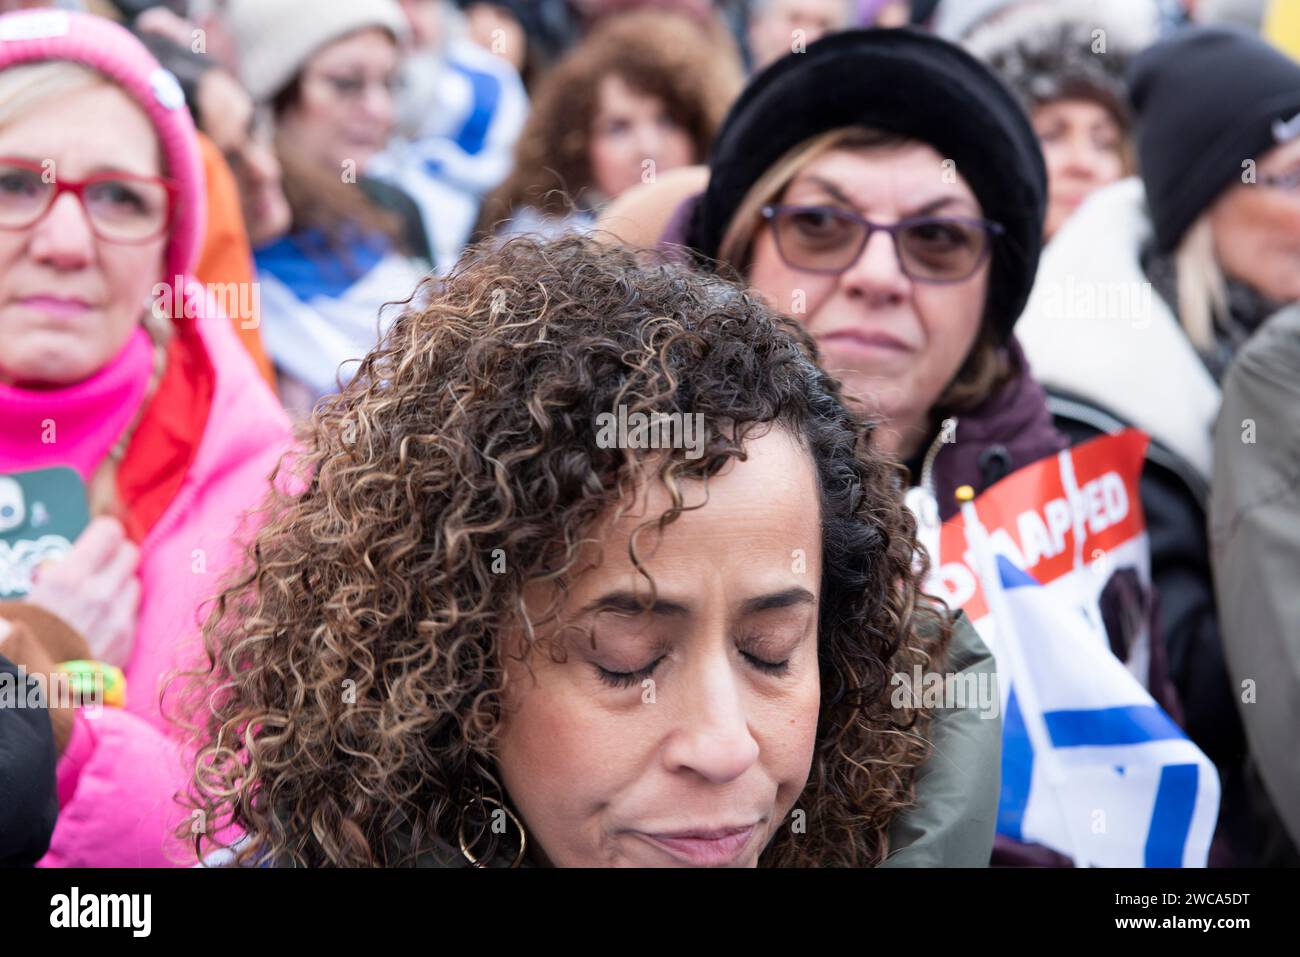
[{"xmin": 0, "ymin": 466, "xmax": 91, "ymax": 599}]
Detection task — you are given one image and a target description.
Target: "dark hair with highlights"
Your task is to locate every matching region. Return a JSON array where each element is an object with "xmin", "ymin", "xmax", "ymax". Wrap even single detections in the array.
[{"xmin": 177, "ymin": 235, "xmax": 952, "ymax": 868}]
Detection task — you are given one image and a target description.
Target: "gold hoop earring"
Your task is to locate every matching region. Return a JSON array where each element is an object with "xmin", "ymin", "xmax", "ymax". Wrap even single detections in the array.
[{"xmin": 458, "ymin": 795, "xmax": 527, "ymax": 868}]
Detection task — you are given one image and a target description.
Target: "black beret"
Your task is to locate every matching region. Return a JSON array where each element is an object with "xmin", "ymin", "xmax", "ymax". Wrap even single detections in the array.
[{"xmin": 688, "ymin": 27, "xmax": 1047, "ymax": 341}]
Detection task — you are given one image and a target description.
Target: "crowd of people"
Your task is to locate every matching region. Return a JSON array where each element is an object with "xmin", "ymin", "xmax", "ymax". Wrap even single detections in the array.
[{"xmin": 0, "ymin": 0, "xmax": 1297, "ymax": 869}]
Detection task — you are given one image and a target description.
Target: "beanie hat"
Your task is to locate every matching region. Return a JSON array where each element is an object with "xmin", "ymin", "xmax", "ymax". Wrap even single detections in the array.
[
  {"xmin": 688, "ymin": 27, "xmax": 1047, "ymax": 341},
  {"xmin": 965, "ymin": 1, "xmax": 1158, "ymax": 130},
  {"xmin": 136, "ymin": 30, "xmax": 207, "ymax": 124},
  {"xmin": 225, "ymin": 0, "xmax": 410, "ymax": 103},
  {"xmin": 0, "ymin": 9, "xmax": 205, "ymax": 281},
  {"xmin": 1130, "ymin": 25, "xmax": 1300, "ymax": 253}
]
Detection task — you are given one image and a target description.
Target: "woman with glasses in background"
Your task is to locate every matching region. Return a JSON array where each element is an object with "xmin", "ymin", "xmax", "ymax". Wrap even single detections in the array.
[
  {"xmin": 224, "ymin": 0, "xmax": 434, "ymax": 416},
  {"xmin": 0, "ymin": 10, "xmax": 291, "ymax": 867},
  {"xmin": 614, "ymin": 28, "xmax": 1068, "ymax": 526},
  {"xmin": 602, "ymin": 27, "xmax": 1077, "ymax": 863}
]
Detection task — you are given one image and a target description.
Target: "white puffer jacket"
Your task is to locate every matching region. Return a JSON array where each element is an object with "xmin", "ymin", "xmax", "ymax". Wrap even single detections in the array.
[{"xmin": 1016, "ymin": 177, "xmax": 1221, "ymax": 483}]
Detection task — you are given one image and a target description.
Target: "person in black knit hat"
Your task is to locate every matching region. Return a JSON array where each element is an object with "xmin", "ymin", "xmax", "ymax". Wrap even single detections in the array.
[
  {"xmin": 688, "ymin": 26, "xmax": 1048, "ymax": 345},
  {"xmin": 1015, "ymin": 24, "xmax": 1300, "ymax": 866},
  {"xmin": 659, "ymin": 27, "xmax": 1069, "ymax": 499},
  {"xmin": 1131, "ymin": 25, "xmax": 1300, "ymax": 260}
]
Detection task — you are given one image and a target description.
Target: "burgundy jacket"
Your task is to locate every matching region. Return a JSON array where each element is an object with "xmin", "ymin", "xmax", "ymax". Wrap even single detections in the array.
[{"xmin": 924, "ymin": 340, "xmax": 1068, "ymax": 521}]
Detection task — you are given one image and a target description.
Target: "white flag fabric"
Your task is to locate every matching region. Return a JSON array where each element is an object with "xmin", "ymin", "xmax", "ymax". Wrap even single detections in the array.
[
  {"xmin": 955, "ymin": 469, "xmax": 1220, "ymax": 868},
  {"xmin": 913, "ymin": 431, "xmax": 1221, "ymax": 867}
]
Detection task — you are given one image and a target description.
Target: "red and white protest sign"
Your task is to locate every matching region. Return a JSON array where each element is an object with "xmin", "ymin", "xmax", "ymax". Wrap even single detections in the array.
[{"xmin": 920, "ymin": 429, "xmax": 1153, "ymax": 686}]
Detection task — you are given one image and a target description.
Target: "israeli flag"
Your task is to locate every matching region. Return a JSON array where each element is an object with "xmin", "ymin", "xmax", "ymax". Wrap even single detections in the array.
[{"xmin": 962, "ymin": 502, "xmax": 1220, "ymax": 868}]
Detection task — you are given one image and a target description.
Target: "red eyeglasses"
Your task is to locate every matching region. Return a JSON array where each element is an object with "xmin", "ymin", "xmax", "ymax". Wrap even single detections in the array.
[{"xmin": 0, "ymin": 157, "xmax": 178, "ymax": 244}]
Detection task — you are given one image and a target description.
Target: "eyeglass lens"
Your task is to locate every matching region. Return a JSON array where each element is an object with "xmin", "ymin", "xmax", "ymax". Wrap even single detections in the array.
[
  {"xmin": 0, "ymin": 163, "xmax": 169, "ymax": 242},
  {"xmin": 770, "ymin": 206, "xmax": 993, "ymax": 281}
]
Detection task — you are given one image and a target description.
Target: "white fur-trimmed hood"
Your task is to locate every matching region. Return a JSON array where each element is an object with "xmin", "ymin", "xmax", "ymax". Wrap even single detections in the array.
[{"xmin": 1016, "ymin": 178, "xmax": 1221, "ymax": 481}]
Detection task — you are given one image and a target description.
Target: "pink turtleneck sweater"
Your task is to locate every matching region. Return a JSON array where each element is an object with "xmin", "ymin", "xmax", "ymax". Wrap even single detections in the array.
[{"xmin": 0, "ymin": 327, "xmax": 154, "ymax": 482}]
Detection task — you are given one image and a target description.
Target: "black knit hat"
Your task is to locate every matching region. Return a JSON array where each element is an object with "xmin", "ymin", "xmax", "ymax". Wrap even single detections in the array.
[
  {"xmin": 1130, "ymin": 25, "xmax": 1300, "ymax": 254},
  {"xmin": 687, "ymin": 27, "xmax": 1047, "ymax": 342}
]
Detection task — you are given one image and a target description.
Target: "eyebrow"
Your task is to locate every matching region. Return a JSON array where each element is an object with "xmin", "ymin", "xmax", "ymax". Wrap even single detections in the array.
[
  {"xmin": 796, "ymin": 175, "xmax": 974, "ymax": 218},
  {"xmin": 85, "ymin": 163, "xmax": 157, "ymax": 178},
  {"xmin": 740, "ymin": 586, "xmax": 817, "ymax": 615},
  {"xmin": 0, "ymin": 155, "xmax": 155, "ymax": 177},
  {"xmin": 581, "ymin": 591, "xmax": 690, "ymax": 618},
  {"xmin": 580, "ymin": 586, "xmax": 817, "ymax": 619},
  {"xmin": 909, "ymin": 196, "xmax": 970, "ymax": 217}
]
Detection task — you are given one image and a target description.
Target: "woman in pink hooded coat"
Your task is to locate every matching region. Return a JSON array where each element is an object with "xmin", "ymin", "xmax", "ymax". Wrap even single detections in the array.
[{"xmin": 0, "ymin": 10, "xmax": 291, "ymax": 866}]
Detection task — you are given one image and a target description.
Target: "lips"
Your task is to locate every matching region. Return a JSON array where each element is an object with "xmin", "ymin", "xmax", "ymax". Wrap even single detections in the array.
[
  {"xmin": 640, "ymin": 824, "xmax": 758, "ymax": 866},
  {"xmin": 815, "ymin": 328, "xmax": 914, "ymax": 355},
  {"xmin": 15, "ymin": 295, "xmax": 94, "ymax": 321}
]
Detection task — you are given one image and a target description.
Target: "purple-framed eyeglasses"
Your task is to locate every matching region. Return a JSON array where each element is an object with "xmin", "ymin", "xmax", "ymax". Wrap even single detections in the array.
[{"xmin": 760, "ymin": 203, "xmax": 1004, "ymax": 283}]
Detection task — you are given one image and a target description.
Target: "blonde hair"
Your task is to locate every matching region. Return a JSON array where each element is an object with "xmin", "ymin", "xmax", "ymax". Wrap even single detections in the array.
[
  {"xmin": 717, "ymin": 127, "xmax": 908, "ymax": 269},
  {"xmin": 0, "ymin": 59, "xmax": 171, "ymax": 518},
  {"xmin": 1173, "ymin": 214, "xmax": 1228, "ymax": 353},
  {"xmin": 717, "ymin": 126, "xmax": 1012, "ymax": 416}
]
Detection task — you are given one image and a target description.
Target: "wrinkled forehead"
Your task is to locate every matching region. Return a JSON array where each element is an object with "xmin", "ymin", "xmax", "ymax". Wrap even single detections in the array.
[
  {"xmin": 528, "ymin": 426, "xmax": 823, "ymax": 614},
  {"xmin": 785, "ymin": 143, "xmax": 984, "ymax": 217}
]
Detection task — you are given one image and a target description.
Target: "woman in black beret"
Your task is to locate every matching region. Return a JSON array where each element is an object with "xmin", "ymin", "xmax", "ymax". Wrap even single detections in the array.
[{"xmin": 613, "ymin": 27, "xmax": 1069, "ymax": 554}]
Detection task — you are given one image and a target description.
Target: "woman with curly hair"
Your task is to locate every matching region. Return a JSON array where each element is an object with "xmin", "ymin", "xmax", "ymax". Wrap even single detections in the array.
[
  {"xmin": 476, "ymin": 11, "xmax": 743, "ymax": 242},
  {"xmin": 181, "ymin": 235, "xmax": 1000, "ymax": 867}
]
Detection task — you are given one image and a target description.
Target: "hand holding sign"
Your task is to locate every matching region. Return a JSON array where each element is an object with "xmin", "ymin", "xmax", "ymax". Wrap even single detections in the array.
[{"xmin": 28, "ymin": 516, "xmax": 140, "ymax": 669}]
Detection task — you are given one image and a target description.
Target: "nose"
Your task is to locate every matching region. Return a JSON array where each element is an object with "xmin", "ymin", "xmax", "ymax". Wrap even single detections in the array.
[
  {"xmin": 29, "ymin": 192, "xmax": 95, "ymax": 268},
  {"xmin": 1060, "ymin": 132, "xmax": 1103, "ymax": 180},
  {"xmin": 361, "ymin": 81, "xmax": 395, "ymax": 128},
  {"xmin": 633, "ymin": 121, "xmax": 664, "ymax": 163},
  {"xmin": 839, "ymin": 226, "xmax": 910, "ymax": 305},
  {"xmin": 246, "ymin": 140, "xmax": 283, "ymax": 189},
  {"xmin": 661, "ymin": 652, "xmax": 761, "ymax": 785}
]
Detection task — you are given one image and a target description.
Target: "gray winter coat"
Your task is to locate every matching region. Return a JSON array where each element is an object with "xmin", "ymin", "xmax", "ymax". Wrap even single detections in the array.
[{"xmin": 1210, "ymin": 303, "xmax": 1300, "ymax": 857}]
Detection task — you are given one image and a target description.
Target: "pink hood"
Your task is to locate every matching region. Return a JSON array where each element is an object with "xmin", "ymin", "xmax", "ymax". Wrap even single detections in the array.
[{"xmin": 38, "ymin": 293, "xmax": 292, "ymax": 867}]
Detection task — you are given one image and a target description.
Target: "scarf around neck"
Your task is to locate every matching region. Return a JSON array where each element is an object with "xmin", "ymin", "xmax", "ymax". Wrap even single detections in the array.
[{"xmin": 0, "ymin": 325, "xmax": 154, "ymax": 483}]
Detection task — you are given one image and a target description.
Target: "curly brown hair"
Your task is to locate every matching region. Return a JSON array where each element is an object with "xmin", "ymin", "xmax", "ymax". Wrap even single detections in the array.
[
  {"xmin": 177, "ymin": 234, "xmax": 952, "ymax": 868},
  {"xmin": 476, "ymin": 11, "xmax": 743, "ymax": 235}
]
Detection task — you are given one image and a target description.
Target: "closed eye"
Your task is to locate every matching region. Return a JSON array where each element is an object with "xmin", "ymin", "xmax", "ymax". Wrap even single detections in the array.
[
  {"xmin": 595, "ymin": 655, "xmax": 665, "ymax": 689},
  {"xmin": 742, "ymin": 650, "xmax": 790, "ymax": 676}
]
